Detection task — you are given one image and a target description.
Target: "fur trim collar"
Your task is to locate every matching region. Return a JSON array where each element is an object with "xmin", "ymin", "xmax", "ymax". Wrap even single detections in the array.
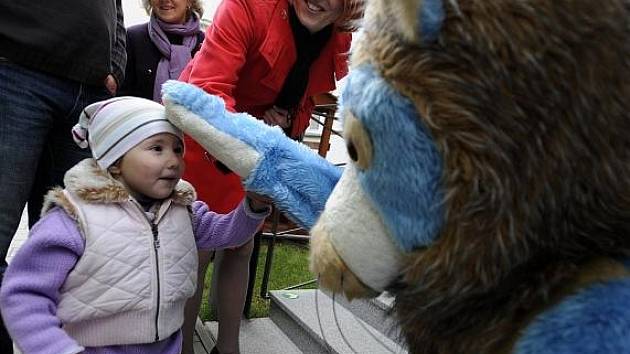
[{"xmin": 42, "ymin": 158, "xmax": 196, "ymax": 216}]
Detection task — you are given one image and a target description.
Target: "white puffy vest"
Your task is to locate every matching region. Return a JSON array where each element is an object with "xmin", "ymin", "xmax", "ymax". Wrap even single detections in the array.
[{"xmin": 56, "ymin": 191, "xmax": 198, "ymax": 347}]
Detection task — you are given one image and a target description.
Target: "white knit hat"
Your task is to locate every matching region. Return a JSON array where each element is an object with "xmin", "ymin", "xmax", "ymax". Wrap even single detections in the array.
[{"xmin": 72, "ymin": 96, "xmax": 183, "ymax": 169}]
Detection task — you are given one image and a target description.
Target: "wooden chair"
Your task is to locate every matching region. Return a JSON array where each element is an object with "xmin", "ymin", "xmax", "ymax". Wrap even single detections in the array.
[{"xmin": 309, "ymin": 92, "xmax": 339, "ymax": 158}]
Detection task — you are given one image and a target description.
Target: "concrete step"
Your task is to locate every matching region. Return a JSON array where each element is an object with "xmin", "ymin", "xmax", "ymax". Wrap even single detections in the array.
[
  {"xmin": 194, "ymin": 317, "xmax": 215, "ymax": 353},
  {"xmin": 321, "ymin": 291, "xmax": 401, "ymax": 343},
  {"xmin": 204, "ymin": 317, "xmax": 302, "ymax": 354},
  {"xmin": 270, "ymin": 289, "xmax": 407, "ymax": 354}
]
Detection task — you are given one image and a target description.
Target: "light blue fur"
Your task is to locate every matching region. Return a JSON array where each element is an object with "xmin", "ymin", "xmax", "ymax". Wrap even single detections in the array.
[
  {"xmin": 419, "ymin": 0, "xmax": 445, "ymax": 42},
  {"xmin": 163, "ymin": 75, "xmax": 443, "ymax": 251},
  {"xmin": 341, "ymin": 66, "xmax": 444, "ymax": 251},
  {"xmin": 515, "ymin": 270, "xmax": 630, "ymax": 354},
  {"xmin": 162, "ymin": 80, "xmax": 341, "ymax": 229}
]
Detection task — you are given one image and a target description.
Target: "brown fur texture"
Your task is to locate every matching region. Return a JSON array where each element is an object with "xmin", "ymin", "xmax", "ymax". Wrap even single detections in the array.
[{"xmin": 352, "ymin": 0, "xmax": 630, "ymax": 352}]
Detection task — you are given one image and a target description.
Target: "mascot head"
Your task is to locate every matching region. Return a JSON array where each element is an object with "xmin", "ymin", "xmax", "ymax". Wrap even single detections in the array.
[{"xmin": 310, "ymin": 0, "xmax": 630, "ymax": 352}]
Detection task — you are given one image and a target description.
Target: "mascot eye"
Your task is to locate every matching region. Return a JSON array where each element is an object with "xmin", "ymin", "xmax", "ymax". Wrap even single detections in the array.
[
  {"xmin": 347, "ymin": 140, "xmax": 359, "ymax": 161},
  {"xmin": 344, "ymin": 112, "xmax": 373, "ymax": 170}
]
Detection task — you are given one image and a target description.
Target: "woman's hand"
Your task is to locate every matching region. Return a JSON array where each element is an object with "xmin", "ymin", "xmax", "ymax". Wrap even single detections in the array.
[
  {"xmin": 262, "ymin": 106, "xmax": 291, "ymax": 128},
  {"xmin": 104, "ymin": 74, "xmax": 118, "ymax": 95}
]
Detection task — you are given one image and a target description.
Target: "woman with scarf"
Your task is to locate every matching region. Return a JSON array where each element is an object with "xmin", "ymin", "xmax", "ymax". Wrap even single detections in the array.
[
  {"xmin": 179, "ymin": 1, "xmax": 364, "ymax": 353},
  {"xmin": 119, "ymin": 0, "xmax": 204, "ymax": 102}
]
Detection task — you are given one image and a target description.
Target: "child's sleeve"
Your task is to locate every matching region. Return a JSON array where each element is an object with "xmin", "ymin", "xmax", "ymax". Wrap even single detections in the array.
[
  {"xmin": 0, "ymin": 208, "xmax": 85, "ymax": 354},
  {"xmin": 193, "ymin": 198, "xmax": 270, "ymax": 250}
]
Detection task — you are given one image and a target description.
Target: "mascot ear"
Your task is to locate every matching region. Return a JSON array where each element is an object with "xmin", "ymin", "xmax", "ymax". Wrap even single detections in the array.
[{"xmin": 368, "ymin": 0, "xmax": 445, "ymax": 43}]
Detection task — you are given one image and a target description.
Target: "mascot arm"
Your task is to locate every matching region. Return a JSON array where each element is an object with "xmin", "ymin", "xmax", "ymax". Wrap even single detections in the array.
[
  {"xmin": 514, "ymin": 277, "xmax": 630, "ymax": 354},
  {"xmin": 161, "ymin": 80, "xmax": 341, "ymax": 229}
]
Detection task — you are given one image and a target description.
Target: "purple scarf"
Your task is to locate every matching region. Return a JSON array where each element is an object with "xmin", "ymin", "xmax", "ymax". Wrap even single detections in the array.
[{"xmin": 148, "ymin": 14, "xmax": 200, "ymax": 102}]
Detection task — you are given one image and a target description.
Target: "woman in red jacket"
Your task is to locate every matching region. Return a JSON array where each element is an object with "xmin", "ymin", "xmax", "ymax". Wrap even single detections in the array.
[{"xmin": 179, "ymin": 0, "xmax": 363, "ymax": 353}]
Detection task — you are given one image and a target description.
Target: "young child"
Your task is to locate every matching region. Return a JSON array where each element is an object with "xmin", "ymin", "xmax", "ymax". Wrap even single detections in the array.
[{"xmin": 0, "ymin": 96, "xmax": 270, "ymax": 354}]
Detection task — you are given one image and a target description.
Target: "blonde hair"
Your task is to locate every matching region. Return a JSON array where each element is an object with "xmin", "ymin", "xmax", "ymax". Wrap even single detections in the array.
[{"xmin": 142, "ymin": 0, "xmax": 204, "ymax": 20}]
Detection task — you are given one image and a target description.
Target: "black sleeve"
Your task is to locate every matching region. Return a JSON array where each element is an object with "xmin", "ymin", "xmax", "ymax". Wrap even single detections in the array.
[
  {"xmin": 117, "ymin": 29, "xmax": 137, "ymax": 96},
  {"xmin": 110, "ymin": 0, "xmax": 127, "ymax": 86}
]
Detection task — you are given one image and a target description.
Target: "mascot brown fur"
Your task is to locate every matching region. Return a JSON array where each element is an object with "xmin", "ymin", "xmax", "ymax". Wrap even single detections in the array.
[{"xmin": 309, "ymin": 0, "xmax": 630, "ymax": 353}]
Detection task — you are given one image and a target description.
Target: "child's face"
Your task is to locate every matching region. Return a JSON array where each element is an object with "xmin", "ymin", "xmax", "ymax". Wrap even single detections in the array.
[{"xmin": 114, "ymin": 133, "xmax": 185, "ymax": 201}]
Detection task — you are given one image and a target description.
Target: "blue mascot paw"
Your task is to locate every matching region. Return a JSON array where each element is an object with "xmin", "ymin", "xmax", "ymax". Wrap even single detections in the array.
[{"xmin": 162, "ymin": 80, "xmax": 341, "ymax": 229}]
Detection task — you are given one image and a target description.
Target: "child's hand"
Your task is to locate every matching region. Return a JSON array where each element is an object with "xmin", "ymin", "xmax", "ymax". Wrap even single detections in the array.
[{"xmin": 246, "ymin": 192, "xmax": 272, "ymax": 213}]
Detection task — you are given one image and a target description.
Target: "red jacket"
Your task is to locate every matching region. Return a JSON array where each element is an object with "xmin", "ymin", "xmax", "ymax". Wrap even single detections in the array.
[{"xmin": 180, "ymin": 0, "xmax": 351, "ymax": 211}]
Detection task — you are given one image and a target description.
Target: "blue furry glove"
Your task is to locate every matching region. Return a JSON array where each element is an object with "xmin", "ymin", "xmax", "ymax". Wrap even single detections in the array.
[{"xmin": 162, "ymin": 80, "xmax": 341, "ymax": 229}]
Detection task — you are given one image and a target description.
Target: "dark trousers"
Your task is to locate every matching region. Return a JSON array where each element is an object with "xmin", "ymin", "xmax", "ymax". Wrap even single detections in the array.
[{"xmin": 0, "ymin": 59, "xmax": 112, "ymax": 352}]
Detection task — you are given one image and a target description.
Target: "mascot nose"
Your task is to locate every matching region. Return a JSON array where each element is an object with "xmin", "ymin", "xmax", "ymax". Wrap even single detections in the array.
[{"xmin": 309, "ymin": 221, "xmax": 375, "ymax": 299}]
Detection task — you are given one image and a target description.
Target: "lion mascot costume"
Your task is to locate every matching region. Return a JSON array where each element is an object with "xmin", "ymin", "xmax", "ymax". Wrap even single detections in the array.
[{"xmin": 161, "ymin": 0, "xmax": 630, "ymax": 352}]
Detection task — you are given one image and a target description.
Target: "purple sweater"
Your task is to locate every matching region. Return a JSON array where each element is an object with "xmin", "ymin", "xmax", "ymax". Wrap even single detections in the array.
[{"xmin": 0, "ymin": 199, "xmax": 268, "ymax": 354}]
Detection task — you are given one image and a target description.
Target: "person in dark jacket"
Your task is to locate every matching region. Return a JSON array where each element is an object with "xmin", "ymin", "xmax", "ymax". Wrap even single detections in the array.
[
  {"xmin": 0, "ymin": 2, "xmax": 126, "ymax": 352},
  {"xmin": 119, "ymin": 0, "xmax": 204, "ymax": 102}
]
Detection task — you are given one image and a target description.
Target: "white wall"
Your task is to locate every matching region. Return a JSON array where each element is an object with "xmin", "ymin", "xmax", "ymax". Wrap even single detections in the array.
[{"xmin": 122, "ymin": 0, "xmax": 223, "ymax": 27}]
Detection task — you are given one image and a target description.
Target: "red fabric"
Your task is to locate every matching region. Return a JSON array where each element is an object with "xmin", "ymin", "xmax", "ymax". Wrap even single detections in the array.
[
  {"xmin": 180, "ymin": 0, "xmax": 351, "ymax": 211},
  {"xmin": 182, "ymin": 136, "xmax": 245, "ymax": 213}
]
